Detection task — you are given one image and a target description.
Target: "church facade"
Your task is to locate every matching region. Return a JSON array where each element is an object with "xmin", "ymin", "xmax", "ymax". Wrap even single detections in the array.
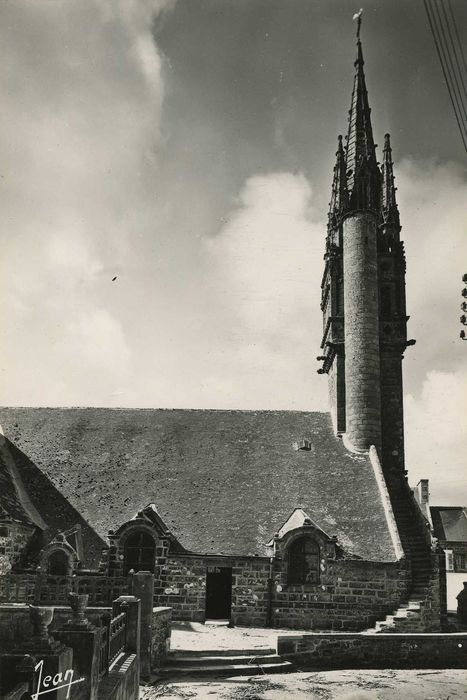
[{"xmin": 0, "ymin": 29, "xmax": 446, "ymax": 632}]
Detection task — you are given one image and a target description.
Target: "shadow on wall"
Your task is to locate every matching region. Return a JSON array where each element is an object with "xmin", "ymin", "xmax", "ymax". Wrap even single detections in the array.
[{"xmin": 6, "ymin": 439, "xmax": 106, "ymax": 568}]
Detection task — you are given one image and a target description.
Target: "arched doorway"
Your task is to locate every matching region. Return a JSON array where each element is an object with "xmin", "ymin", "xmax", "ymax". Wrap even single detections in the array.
[
  {"xmin": 123, "ymin": 530, "xmax": 156, "ymax": 575},
  {"xmin": 47, "ymin": 549, "xmax": 69, "ymax": 576}
]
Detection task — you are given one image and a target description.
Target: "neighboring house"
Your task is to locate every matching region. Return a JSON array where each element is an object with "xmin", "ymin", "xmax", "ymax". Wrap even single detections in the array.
[
  {"xmin": 0, "ymin": 25, "xmax": 446, "ymax": 632},
  {"xmin": 431, "ymin": 506, "xmax": 467, "ymax": 611}
]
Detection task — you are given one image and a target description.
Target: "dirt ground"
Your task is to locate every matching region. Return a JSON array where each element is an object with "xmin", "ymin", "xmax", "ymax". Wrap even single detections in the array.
[{"xmin": 141, "ymin": 668, "xmax": 467, "ymax": 700}]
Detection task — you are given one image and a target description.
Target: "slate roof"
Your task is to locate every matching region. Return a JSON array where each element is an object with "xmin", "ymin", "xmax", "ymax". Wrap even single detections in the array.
[
  {"xmin": 430, "ymin": 506, "xmax": 467, "ymax": 543},
  {"xmin": 0, "ymin": 407, "xmax": 397, "ymax": 562},
  {"xmin": 0, "ymin": 438, "xmax": 33, "ymax": 524}
]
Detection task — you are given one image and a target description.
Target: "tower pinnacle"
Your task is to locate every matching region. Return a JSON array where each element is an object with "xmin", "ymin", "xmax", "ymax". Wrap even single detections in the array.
[
  {"xmin": 381, "ymin": 133, "xmax": 400, "ymax": 230},
  {"xmin": 328, "ymin": 135, "xmax": 348, "ymax": 230},
  {"xmin": 345, "ymin": 17, "xmax": 380, "ymax": 212}
]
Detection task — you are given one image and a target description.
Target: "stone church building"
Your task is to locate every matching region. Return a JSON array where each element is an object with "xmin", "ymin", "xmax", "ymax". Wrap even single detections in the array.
[{"xmin": 0, "ymin": 30, "xmax": 445, "ymax": 632}]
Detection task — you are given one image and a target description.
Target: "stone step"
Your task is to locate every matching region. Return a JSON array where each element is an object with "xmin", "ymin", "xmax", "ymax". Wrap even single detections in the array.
[
  {"xmin": 159, "ymin": 660, "xmax": 294, "ymax": 678},
  {"xmin": 167, "ymin": 648, "xmax": 276, "ymax": 658},
  {"xmin": 165, "ymin": 653, "xmax": 282, "ymax": 667}
]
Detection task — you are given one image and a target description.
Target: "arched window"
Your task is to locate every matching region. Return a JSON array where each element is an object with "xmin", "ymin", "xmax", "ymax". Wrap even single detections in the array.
[
  {"xmin": 123, "ymin": 531, "xmax": 155, "ymax": 575},
  {"xmin": 288, "ymin": 537, "xmax": 320, "ymax": 585},
  {"xmin": 47, "ymin": 549, "xmax": 69, "ymax": 576}
]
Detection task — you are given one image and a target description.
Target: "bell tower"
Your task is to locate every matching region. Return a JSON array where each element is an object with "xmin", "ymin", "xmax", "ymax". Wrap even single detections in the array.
[{"xmin": 318, "ymin": 16, "xmax": 412, "ymax": 476}]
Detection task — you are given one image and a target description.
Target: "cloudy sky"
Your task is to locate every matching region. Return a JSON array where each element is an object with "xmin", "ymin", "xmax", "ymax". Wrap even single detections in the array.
[{"xmin": 1, "ymin": 0, "xmax": 466, "ymax": 505}]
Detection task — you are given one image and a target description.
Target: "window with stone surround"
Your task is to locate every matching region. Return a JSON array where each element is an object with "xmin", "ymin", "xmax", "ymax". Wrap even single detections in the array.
[
  {"xmin": 454, "ymin": 552, "xmax": 467, "ymax": 572},
  {"xmin": 123, "ymin": 530, "xmax": 156, "ymax": 575},
  {"xmin": 287, "ymin": 536, "xmax": 320, "ymax": 585}
]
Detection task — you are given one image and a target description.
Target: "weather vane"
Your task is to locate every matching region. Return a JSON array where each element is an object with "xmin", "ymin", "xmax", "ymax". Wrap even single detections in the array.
[{"xmin": 353, "ymin": 8, "xmax": 363, "ymax": 40}]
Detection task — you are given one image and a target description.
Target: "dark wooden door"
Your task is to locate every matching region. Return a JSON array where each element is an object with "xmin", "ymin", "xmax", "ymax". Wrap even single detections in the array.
[{"xmin": 205, "ymin": 566, "xmax": 232, "ymax": 619}]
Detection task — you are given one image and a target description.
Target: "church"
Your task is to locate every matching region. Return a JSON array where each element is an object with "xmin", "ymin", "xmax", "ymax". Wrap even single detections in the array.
[{"xmin": 0, "ymin": 24, "xmax": 445, "ymax": 633}]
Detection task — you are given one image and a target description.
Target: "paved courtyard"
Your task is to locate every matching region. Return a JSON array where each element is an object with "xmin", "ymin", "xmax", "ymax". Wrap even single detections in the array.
[
  {"xmin": 169, "ymin": 622, "xmax": 303, "ymax": 652},
  {"xmin": 142, "ymin": 668, "xmax": 467, "ymax": 699}
]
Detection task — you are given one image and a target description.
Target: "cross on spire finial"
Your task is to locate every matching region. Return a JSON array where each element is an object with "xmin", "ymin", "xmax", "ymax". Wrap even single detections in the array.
[{"xmin": 353, "ymin": 8, "xmax": 363, "ymax": 40}]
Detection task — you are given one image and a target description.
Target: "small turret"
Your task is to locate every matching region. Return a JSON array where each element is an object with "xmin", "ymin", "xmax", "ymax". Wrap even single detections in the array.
[
  {"xmin": 328, "ymin": 135, "xmax": 349, "ymax": 231},
  {"xmin": 380, "ymin": 133, "xmax": 400, "ymax": 233}
]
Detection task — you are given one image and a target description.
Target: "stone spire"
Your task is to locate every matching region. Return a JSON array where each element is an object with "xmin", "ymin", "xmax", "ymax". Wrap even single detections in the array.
[
  {"xmin": 328, "ymin": 135, "xmax": 349, "ymax": 230},
  {"xmin": 345, "ymin": 23, "xmax": 380, "ymax": 212},
  {"xmin": 380, "ymin": 133, "xmax": 400, "ymax": 231}
]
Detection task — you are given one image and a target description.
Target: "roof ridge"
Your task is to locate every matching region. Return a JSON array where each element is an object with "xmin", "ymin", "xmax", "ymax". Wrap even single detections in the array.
[{"xmin": 0, "ymin": 406, "xmax": 330, "ymax": 415}]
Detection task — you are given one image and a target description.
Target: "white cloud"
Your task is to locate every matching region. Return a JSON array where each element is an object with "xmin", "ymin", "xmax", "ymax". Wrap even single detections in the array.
[
  {"xmin": 203, "ymin": 171, "xmax": 328, "ymax": 410},
  {"xmin": 0, "ymin": 0, "xmax": 173, "ymax": 405},
  {"xmin": 397, "ymin": 158, "xmax": 467, "ymax": 505},
  {"xmin": 59, "ymin": 308, "xmax": 131, "ymax": 375},
  {"xmin": 405, "ymin": 369, "xmax": 467, "ymax": 505}
]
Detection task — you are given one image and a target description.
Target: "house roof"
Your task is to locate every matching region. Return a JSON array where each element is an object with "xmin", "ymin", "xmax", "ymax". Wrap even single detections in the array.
[
  {"xmin": 430, "ymin": 506, "xmax": 467, "ymax": 543},
  {"xmin": 0, "ymin": 407, "xmax": 397, "ymax": 562}
]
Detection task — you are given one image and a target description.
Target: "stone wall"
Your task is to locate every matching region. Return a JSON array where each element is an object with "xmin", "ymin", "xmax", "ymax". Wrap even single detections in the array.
[
  {"xmin": 272, "ymin": 558, "xmax": 409, "ymax": 631},
  {"xmin": 380, "ymin": 351, "xmax": 405, "ymax": 476},
  {"xmin": 151, "ymin": 607, "xmax": 172, "ymax": 671},
  {"xmin": 343, "ymin": 211, "xmax": 381, "ymax": 453},
  {"xmin": 328, "ymin": 351, "xmax": 346, "ymax": 435},
  {"xmin": 0, "ymin": 522, "xmax": 35, "ymax": 575},
  {"xmin": 153, "ymin": 553, "xmax": 409, "ymax": 631},
  {"xmin": 154, "ymin": 555, "xmax": 271, "ymax": 625},
  {"xmin": 420, "ymin": 549, "xmax": 447, "ymax": 632},
  {"xmin": 232, "ymin": 558, "xmax": 271, "ymax": 626},
  {"xmin": 156, "ymin": 555, "xmax": 206, "ymax": 621},
  {"xmin": 97, "ymin": 653, "xmax": 139, "ymax": 700},
  {"xmin": 278, "ymin": 631, "xmax": 467, "ymax": 669}
]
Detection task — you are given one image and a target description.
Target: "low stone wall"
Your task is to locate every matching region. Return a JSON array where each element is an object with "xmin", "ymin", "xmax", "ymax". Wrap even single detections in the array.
[
  {"xmin": 278, "ymin": 632, "xmax": 467, "ymax": 669},
  {"xmin": 0, "ymin": 604, "xmax": 110, "ymax": 647},
  {"xmin": 97, "ymin": 653, "xmax": 139, "ymax": 700},
  {"xmin": 151, "ymin": 607, "xmax": 172, "ymax": 671}
]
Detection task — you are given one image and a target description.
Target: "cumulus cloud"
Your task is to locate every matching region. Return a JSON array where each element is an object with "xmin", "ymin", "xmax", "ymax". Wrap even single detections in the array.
[
  {"xmin": 203, "ymin": 171, "xmax": 328, "ymax": 410},
  {"xmin": 405, "ymin": 369, "xmax": 467, "ymax": 504},
  {"xmin": 396, "ymin": 158, "xmax": 467, "ymax": 504}
]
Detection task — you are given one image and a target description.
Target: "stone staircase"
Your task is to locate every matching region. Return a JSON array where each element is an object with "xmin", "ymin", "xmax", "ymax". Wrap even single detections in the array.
[
  {"xmin": 365, "ymin": 599, "xmax": 424, "ymax": 634},
  {"xmin": 388, "ymin": 478, "xmax": 433, "ymax": 592},
  {"xmin": 158, "ymin": 647, "xmax": 294, "ymax": 678},
  {"xmin": 364, "ymin": 477, "xmax": 434, "ymax": 634}
]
